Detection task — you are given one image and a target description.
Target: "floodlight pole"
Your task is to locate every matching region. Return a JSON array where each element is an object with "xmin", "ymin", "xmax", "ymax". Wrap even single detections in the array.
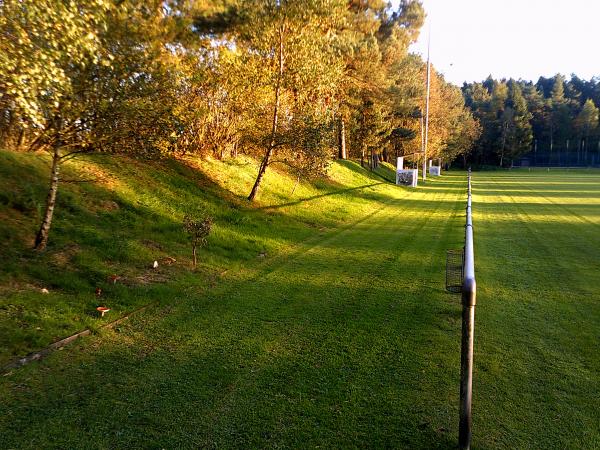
[
  {"xmin": 420, "ymin": 114, "xmax": 424, "ymax": 167},
  {"xmin": 423, "ymin": 29, "xmax": 431, "ymax": 182}
]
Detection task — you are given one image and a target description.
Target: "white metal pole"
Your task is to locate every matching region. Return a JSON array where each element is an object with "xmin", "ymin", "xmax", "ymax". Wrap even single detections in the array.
[
  {"xmin": 420, "ymin": 115, "xmax": 424, "ymax": 169},
  {"xmin": 423, "ymin": 28, "xmax": 431, "ymax": 182}
]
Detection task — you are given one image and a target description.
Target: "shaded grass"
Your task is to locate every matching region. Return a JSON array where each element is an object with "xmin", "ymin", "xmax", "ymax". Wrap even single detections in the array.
[
  {"xmin": 1, "ymin": 158, "xmax": 599, "ymax": 448},
  {"xmin": 0, "ymin": 152, "xmax": 467, "ymax": 448},
  {"xmin": 0, "ymin": 150, "xmax": 412, "ymax": 365}
]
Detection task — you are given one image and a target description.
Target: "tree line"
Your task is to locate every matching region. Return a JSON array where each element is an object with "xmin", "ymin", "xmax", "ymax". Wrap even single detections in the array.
[
  {"xmin": 0, "ymin": 0, "xmax": 479, "ymax": 250},
  {"xmin": 463, "ymin": 74, "xmax": 600, "ymax": 167}
]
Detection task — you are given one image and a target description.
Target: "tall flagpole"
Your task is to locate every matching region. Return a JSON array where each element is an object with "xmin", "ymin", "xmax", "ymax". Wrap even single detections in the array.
[{"xmin": 423, "ymin": 25, "xmax": 431, "ymax": 182}]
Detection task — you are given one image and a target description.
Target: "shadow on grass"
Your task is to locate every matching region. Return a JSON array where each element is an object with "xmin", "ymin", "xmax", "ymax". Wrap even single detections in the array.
[
  {"xmin": 258, "ymin": 182, "xmax": 386, "ymax": 210},
  {"xmin": 2, "ymin": 151, "xmax": 465, "ymax": 365},
  {"xmin": 0, "ymin": 159, "xmax": 467, "ymax": 448}
]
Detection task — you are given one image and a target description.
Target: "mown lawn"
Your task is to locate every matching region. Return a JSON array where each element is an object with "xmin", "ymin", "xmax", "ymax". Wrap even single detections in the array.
[
  {"xmin": 472, "ymin": 169, "xmax": 600, "ymax": 449},
  {"xmin": 0, "ymin": 150, "xmax": 403, "ymax": 365},
  {"xmin": 1, "ymin": 161, "xmax": 599, "ymax": 448}
]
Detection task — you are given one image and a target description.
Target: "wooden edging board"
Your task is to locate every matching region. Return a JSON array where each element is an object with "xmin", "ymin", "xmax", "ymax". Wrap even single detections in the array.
[{"xmin": 1, "ymin": 302, "xmax": 156, "ymax": 374}]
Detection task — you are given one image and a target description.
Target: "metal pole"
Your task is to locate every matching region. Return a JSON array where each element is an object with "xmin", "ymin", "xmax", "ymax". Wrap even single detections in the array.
[
  {"xmin": 423, "ymin": 28, "xmax": 431, "ymax": 182},
  {"xmin": 420, "ymin": 114, "xmax": 424, "ymax": 170},
  {"xmin": 459, "ymin": 169, "xmax": 476, "ymax": 450}
]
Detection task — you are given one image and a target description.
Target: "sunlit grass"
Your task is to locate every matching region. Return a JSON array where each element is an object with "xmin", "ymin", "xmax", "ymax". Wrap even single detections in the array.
[
  {"xmin": 0, "ymin": 150, "xmax": 410, "ymax": 364},
  {"xmin": 0, "ymin": 158, "xmax": 598, "ymax": 448}
]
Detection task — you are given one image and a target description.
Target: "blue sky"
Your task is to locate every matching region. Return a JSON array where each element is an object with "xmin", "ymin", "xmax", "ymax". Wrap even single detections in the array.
[{"xmin": 395, "ymin": 0, "xmax": 600, "ymax": 85}]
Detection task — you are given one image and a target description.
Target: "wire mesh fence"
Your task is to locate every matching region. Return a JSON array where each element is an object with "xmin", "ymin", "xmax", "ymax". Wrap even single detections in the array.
[{"xmin": 446, "ymin": 248, "xmax": 464, "ymax": 293}]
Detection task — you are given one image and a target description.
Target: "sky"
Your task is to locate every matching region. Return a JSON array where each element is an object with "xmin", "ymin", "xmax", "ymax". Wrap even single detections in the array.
[{"xmin": 395, "ymin": 0, "xmax": 600, "ymax": 86}]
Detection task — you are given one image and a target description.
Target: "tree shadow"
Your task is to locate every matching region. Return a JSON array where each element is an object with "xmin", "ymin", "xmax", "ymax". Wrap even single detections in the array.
[{"xmin": 257, "ymin": 182, "xmax": 386, "ymax": 210}]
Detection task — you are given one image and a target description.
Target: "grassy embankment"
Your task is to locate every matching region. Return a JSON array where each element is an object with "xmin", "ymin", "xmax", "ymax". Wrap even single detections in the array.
[
  {"xmin": 0, "ymin": 150, "xmax": 401, "ymax": 364},
  {"xmin": 1, "ymin": 152, "xmax": 598, "ymax": 448}
]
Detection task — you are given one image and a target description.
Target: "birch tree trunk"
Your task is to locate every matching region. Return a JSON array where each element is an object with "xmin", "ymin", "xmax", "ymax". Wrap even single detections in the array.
[
  {"xmin": 338, "ymin": 117, "xmax": 347, "ymax": 160},
  {"xmin": 34, "ymin": 137, "xmax": 61, "ymax": 251}
]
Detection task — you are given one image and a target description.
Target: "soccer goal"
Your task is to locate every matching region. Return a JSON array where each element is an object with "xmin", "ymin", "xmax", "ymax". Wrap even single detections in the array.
[{"xmin": 395, "ymin": 157, "xmax": 418, "ymax": 187}]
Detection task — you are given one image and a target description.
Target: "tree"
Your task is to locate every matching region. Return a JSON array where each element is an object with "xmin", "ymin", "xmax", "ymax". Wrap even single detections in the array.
[
  {"xmin": 183, "ymin": 214, "xmax": 213, "ymax": 268},
  {"xmin": 549, "ymin": 74, "xmax": 572, "ymax": 154},
  {"xmin": 212, "ymin": 1, "xmax": 347, "ymax": 201},
  {"xmin": 462, "ymin": 81, "xmax": 493, "ymax": 165},
  {"xmin": 0, "ymin": 0, "xmax": 112, "ymax": 250},
  {"xmin": 522, "ymin": 82, "xmax": 546, "ymax": 156},
  {"xmin": 498, "ymin": 81, "xmax": 532, "ymax": 166},
  {"xmin": 420, "ymin": 67, "xmax": 480, "ymax": 165},
  {"xmin": 338, "ymin": 1, "xmax": 425, "ymax": 168},
  {"xmin": 574, "ymin": 99, "xmax": 599, "ymax": 162},
  {"xmin": 0, "ymin": 0, "xmax": 192, "ymax": 249}
]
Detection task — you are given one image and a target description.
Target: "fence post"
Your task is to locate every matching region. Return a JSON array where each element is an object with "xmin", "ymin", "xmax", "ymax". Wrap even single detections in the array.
[{"xmin": 459, "ymin": 169, "xmax": 476, "ymax": 450}]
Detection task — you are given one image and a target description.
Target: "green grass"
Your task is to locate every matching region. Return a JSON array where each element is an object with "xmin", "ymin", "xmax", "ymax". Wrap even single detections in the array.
[
  {"xmin": 0, "ymin": 151, "xmax": 402, "ymax": 364},
  {"xmin": 0, "ymin": 155, "xmax": 599, "ymax": 448},
  {"xmin": 471, "ymin": 169, "xmax": 600, "ymax": 448}
]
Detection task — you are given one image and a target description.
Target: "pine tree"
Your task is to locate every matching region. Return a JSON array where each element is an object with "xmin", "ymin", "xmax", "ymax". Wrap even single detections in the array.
[
  {"xmin": 575, "ymin": 99, "xmax": 599, "ymax": 134},
  {"xmin": 574, "ymin": 99, "xmax": 599, "ymax": 163},
  {"xmin": 501, "ymin": 81, "xmax": 533, "ymax": 166}
]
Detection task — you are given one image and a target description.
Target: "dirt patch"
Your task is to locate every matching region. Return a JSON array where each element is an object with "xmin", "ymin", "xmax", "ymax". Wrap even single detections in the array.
[
  {"xmin": 51, "ymin": 244, "xmax": 80, "ymax": 268},
  {"xmin": 141, "ymin": 239, "xmax": 163, "ymax": 251},
  {"xmin": 98, "ymin": 200, "xmax": 120, "ymax": 212}
]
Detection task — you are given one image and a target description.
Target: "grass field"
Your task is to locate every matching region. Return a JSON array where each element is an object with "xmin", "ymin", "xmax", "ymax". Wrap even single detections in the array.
[
  {"xmin": 1, "ymin": 156, "xmax": 599, "ymax": 448},
  {"xmin": 472, "ymin": 169, "xmax": 600, "ymax": 448}
]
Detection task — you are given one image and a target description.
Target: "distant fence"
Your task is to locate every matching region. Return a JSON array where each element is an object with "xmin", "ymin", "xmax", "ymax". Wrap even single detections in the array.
[
  {"xmin": 515, "ymin": 149, "xmax": 600, "ymax": 167},
  {"xmin": 459, "ymin": 169, "xmax": 477, "ymax": 450}
]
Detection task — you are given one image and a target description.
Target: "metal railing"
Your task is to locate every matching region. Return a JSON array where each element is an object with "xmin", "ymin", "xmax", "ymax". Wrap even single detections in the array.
[{"xmin": 459, "ymin": 169, "xmax": 477, "ymax": 450}]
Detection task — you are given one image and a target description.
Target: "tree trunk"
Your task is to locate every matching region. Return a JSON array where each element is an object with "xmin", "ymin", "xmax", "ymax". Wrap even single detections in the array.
[
  {"xmin": 360, "ymin": 145, "xmax": 365, "ymax": 167},
  {"xmin": 291, "ymin": 174, "xmax": 300, "ymax": 196},
  {"xmin": 500, "ymin": 122, "xmax": 507, "ymax": 167},
  {"xmin": 338, "ymin": 118, "xmax": 347, "ymax": 160},
  {"xmin": 34, "ymin": 141, "xmax": 61, "ymax": 251},
  {"xmin": 16, "ymin": 127, "xmax": 25, "ymax": 150},
  {"xmin": 248, "ymin": 25, "xmax": 284, "ymax": 201},
  {"xmin": 192, "ymin": 245, "xmax": 197, "ymax": 268}
]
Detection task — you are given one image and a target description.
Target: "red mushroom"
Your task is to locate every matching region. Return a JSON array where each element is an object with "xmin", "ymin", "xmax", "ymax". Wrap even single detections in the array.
[{"xmin": 96, "ymin": 306, "xmax": 110, "ymax": 317}]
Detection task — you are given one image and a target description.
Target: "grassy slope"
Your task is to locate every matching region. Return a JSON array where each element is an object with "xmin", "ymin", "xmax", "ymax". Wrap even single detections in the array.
[
  {"xmin": 1, "ymin": 155, "xmax": 599, "ymax": 448},
  {"xmin": 0, "ymin": 150, "xmax": 468, "ymax": 448},
  {"xmin": 0, "ymin": 150, "xmax": 398, "ymax": 364}
]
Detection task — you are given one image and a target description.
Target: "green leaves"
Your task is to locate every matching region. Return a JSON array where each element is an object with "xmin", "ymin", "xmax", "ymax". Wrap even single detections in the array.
[{"xmin": 0, "ymin": 0, "xmax": 112, "ymax": 126}]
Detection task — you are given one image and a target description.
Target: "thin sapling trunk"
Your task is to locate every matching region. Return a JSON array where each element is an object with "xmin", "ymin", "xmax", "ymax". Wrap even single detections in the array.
[
  {"xmin": 248, "ymin": 25, "xmax": 284, "ymax": 201},
  {"xmin": 183, "ymin": 214, "xmax": 213, "ymax": 269}
]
